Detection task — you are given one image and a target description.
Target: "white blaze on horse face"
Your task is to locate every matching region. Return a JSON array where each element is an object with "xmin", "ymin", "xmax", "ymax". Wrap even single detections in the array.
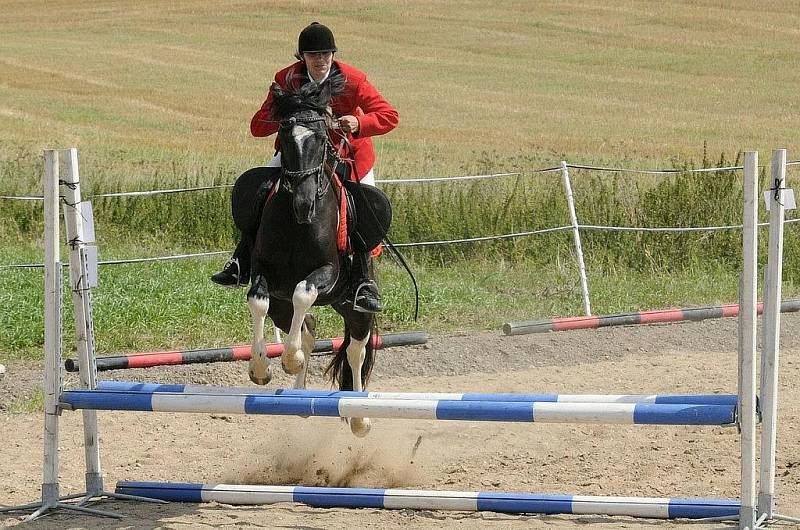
[
  {"xmin": 290, "ymin": 126, "xmax": 315, "ymax": 160},
  {"xmin": 282, "ymin": 281, "xmax": 318, "ymax": 375}
]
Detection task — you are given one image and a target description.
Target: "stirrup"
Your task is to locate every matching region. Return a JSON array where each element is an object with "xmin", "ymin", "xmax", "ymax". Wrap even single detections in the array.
[
  {"xmin": 211, "ymin": 257, "xmax": 245, "ymax": 288},
  {"xmin": 352, "ymin": 280, "xmax": 383, "ymax": 313}
]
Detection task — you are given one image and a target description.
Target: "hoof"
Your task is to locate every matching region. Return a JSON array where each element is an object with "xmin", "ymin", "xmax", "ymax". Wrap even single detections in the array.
[
  {"xmin": 249, "ymin": 364, "xmax": 273, "ymax": 385},
  {"xmin": 350, "ymin": 417, "xmax": 371, "ymax": 438},
  {"xmin": 281, "ymin": 350, "xmax": 304, "ymax": 375}
]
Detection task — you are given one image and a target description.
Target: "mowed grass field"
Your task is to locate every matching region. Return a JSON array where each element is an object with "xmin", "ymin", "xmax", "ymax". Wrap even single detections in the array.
[
  {"xmin": 2, "ymin": 0, "xmax": 799, "ymax": 184},
  {"xmin": 2, "ymin": 1, "xmax": 800, "ymax": 360}
]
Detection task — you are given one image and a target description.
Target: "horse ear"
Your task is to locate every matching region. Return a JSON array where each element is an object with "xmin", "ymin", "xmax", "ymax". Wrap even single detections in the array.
[
  {"xmin": 270, "ymin": 82, "xmax": 285, "ymax": 99},
  {"xmin": 270, "ymin": 82, "xmax": 291, "ymax": 121}
]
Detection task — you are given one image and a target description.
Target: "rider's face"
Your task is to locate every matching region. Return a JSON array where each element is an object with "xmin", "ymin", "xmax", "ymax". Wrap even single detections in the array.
[{"xmin": 302, "ymin": 51, "xmax": 333, "ymax": 81}]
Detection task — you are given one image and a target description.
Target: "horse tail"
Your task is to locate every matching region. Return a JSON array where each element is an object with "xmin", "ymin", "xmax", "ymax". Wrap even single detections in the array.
[{"xmin": 325, "ymin": 322, "xmax": 377, "ymax": 391}]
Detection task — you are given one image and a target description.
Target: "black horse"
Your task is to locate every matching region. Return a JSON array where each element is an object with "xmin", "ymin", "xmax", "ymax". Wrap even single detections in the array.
[{"xmin": 239, "ymin": 72, "xmax": 376, "ymax": 437}]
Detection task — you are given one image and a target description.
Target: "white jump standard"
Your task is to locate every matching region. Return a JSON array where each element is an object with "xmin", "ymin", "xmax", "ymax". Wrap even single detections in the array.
[{"xmin": 0, "ymin": 150, "xmax": 163, "ymax": 520}]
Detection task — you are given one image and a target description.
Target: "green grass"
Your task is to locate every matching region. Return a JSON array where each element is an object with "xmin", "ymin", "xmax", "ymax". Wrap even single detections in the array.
[
  {"xmin": 1, "ymin": 1, "xmax": 799, "ymax": 185},
  {"xmin": 8, "ymin": 390, "xmax": 44, "ymax": 414},
  {"xmin": 3, "ymin": 2, "xmax": 800, "ymax": 362},
  {"xmin": 4, "ymin": 162, "xmax": 800, "ymax": 361},
  {"xmin": 3, "ymin": 244, "xmax": 798, "ymax": 361}
]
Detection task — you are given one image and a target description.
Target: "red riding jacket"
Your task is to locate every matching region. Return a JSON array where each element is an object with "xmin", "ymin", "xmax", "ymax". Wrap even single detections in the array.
[{"xmin": 250, "ymin": 60, "xmax": 399, "ymax": 181}]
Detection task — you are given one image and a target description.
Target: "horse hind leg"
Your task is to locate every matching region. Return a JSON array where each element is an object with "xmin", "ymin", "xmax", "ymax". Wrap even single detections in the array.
[
  {"xmin": 282, "ymin": 280, "xmax": 318, "ymax": 375},
  {"xmin": 247, "ymin": 275, "xmax": 272, "ymax": 385},
  {"xmin": 293, "ymin": 314, "xmax": 315, "ymax": 389},
  {"xmin": 346, "ymin": 332, "xmax": 371, "ymax": 437}
]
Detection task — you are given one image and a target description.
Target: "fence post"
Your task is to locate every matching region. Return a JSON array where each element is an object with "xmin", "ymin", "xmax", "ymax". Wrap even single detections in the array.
[
  {"xmin": 739, "ymin": 151, "xmax": 759, "ymax": 530},
  {"xmin": 560, "ymin": 161, "xmax": 591, "ymax": 316},
  {"xmin": 758, "ymin": 149, "xmax": 787, "ymax": 520}
]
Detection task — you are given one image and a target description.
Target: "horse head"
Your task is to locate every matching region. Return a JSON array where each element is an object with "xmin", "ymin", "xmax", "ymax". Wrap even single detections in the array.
[
  {"xmin": 271, "ymin": 71, "xmax": 345, "ymax": 224},
  {"xmin": 247, "ymin": 70, "xmax": 378, "ymax": 437}
]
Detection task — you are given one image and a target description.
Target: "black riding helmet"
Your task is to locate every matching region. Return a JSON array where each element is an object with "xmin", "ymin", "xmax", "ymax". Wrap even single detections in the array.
[{"xmin": 298, "ymin": 22, "xmax": 337, "ymax": 54}]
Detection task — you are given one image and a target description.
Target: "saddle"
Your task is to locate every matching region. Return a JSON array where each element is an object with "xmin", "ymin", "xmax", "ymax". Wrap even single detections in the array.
[
  {"xmin": 231, "ymin": 166, "xmax": 279, "ymax": 234},
  {"xmin": 231, "ymin": 165, "xmax": 392, "ymax": 255},
  {"xmin": 340, "ymin": 179, "xmax": 392, "ymax": 254}
]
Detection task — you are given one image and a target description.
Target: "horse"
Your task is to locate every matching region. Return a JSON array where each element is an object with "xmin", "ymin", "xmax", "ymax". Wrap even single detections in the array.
[{"xmin": 240, "ymin": 71, "xmax": 376, "ymax": 437}]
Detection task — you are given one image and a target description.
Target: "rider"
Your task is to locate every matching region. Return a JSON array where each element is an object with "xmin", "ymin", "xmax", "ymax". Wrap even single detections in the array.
[{"xmin": 211, "ymin": 22, "xmax": 399, "ymax": 314}]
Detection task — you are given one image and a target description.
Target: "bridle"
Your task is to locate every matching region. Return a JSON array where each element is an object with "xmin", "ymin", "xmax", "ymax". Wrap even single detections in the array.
[{"xmin": 279, "ymin": 114, "xmax": 345, "ymax": 199}]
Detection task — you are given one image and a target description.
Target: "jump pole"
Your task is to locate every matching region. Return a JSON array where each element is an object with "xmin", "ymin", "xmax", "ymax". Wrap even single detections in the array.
[
  {"xmin": 0, "ymin": 150, "xmax": 98, "ymax": 519},
  {"xmin": 59, "ymin": 389, "xmax": 737, "ymax": 425},
  {"xmin": 114, "ymin": 481, "xmax": 740, "ymax": 520},
  {"xmin": 502, "ymin": 300, "xmax": 800, "ymax": 336},
  {"xmin": 64, "ymin": 331, "xmax": 428, "ymax": 372},
  {"xmin": 94, "ymin": 380, "xmax": 740, "ymax": 406}
]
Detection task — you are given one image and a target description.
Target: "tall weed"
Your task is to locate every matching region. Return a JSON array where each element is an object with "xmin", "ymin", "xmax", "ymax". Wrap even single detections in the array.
[{"xmin": 2, "ymin": 151, "xmax": 799, "ymax": 282}]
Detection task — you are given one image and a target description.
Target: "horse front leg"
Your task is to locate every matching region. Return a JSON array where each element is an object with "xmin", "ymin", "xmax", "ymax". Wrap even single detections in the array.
[
  {"xmin": 247, "ymin": 274, "xmax": 272, "ymax": 385},
  {"xmin": 347, "ymin": 332, "xmax": 371, "ymax": 437},
  {"xmin": 282, "ymin": 280, "xmax": 318, "ymax": 376}
]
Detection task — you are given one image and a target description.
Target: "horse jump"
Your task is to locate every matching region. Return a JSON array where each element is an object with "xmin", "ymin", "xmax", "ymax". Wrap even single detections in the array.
[
  {"xmin": 8, "ymin": 148, "xmax": 795, "ymax": 528},
  {"xmin": 241, "ymin": 75, "xmax": 384, "ymax": 437}
]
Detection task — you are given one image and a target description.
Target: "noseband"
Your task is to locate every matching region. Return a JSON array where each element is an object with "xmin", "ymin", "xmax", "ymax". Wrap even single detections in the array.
[{"xmin": 280, "ymin": 115, "xmax": 336, "ymax": 199}]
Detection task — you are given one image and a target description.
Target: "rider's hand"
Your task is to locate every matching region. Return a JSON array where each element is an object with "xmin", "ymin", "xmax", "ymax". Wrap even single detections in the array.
[{"xmin": 338, "ymin": 115, "xmax": 359, "ymax": 134}]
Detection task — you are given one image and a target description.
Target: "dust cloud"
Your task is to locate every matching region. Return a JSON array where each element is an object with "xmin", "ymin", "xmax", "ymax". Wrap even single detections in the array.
[{"xmin": 226, "ymin": 420, "xmax": 429, "ymax": 488}]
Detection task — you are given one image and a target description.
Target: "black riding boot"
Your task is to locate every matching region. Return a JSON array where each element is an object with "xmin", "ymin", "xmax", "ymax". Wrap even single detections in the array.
[
  {"xmin": 211, "ymin": 236, "xmax": 252, "ymax": 287},
  {"xmin": 351, "ymin": 251, "xmax": 383, "ymax": 313}
]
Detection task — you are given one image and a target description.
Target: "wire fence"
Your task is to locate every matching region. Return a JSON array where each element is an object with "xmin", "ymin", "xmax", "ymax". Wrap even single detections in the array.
[
  {"xmin": 4, "ymin": 160, "xmax": 798, "ymax": 201},
  {"xmin": 1, "ymin": 158, "xmax": 798, "ymax": 270}
]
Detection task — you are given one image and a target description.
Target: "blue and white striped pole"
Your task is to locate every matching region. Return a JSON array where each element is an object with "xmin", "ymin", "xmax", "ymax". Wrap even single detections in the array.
[
  {"xmin": 115, "ymin": 481, "xmax": 740, "ymax": 520},
  {"xmin": 95, "ymin": 380, "xmax": 739, "ymax": 406},
  {"xmin": 61, "ymin": 389, "xmax": 737, "ymax": 425}
]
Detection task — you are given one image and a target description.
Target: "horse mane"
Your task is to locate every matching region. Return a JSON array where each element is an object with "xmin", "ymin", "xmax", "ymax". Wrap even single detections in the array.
[{"xmin": 270, "ymin": 68, "xmax": 346, "ymax": 120}]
